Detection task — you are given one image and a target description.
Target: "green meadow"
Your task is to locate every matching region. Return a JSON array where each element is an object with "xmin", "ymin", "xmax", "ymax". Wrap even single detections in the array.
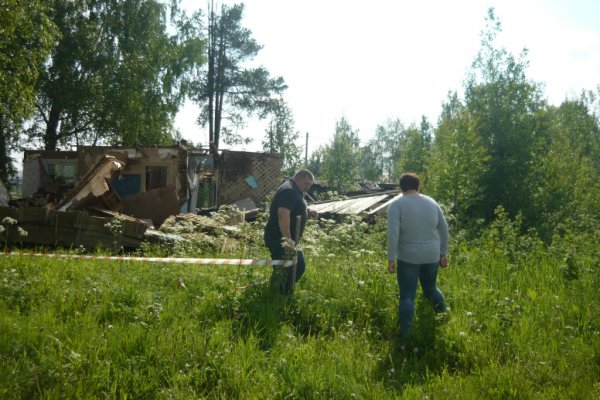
[{"xmin": 1, "ymin": 214, "xmax": 598, "ymax": 399}]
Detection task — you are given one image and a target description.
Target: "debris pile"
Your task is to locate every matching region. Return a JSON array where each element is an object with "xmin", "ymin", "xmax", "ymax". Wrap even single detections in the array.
[{"xmin": 158, "ymin": 206, "xmax": 246, "ymax": 246}]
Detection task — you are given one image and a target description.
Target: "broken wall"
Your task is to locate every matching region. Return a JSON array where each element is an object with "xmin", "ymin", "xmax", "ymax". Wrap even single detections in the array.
[
  {"xmin": 77, "ymin": 145, "xmax": 189, "ymax": 204},
  {"xmin": 185, "ymin": 152, "xmax": 215, "ymax": 211},
  {"xmin": 22, "ymin": 151, "xmax": 78, "ymax": 197},
  {"xmin": 21, "ymin": 146, "xmax": 281, "ymax": 219},
  {"xmin": 217, "ymin": 151, "xmax": 281, "ymax": 208}
]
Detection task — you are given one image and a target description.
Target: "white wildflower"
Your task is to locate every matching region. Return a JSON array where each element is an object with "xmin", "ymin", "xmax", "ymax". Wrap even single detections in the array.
[{"xmin": 2, "ymin": 217, "xmax": 17, "ymax": 226}]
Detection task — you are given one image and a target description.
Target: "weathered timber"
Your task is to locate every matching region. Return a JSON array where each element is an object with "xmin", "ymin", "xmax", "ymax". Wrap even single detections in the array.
[{"xmin": 0, "ymin": 206, "xmax": 147, "ymax": 250}]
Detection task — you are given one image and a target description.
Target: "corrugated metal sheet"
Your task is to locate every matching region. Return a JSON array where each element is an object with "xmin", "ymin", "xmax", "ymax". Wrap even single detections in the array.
[
  {"xmin": 309, "ymin": 194, "xmax": 391, "ymax": 215},
  {"xmin": 368, "ymin": 193, "xmax": 403, "ymax": 215}
]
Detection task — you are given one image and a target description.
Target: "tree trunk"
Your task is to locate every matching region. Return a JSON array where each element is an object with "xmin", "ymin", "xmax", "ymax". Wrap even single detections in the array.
[
  {"xmin": 0, "ymin": 114, "xmax": 9, "ymax": 186},
  {"xmin": 44, "ymin": 104, "xmax": 61, "ymax": 150},
  {"xmin": 213, "ymin": 23, "xmax": 226, "ymax": 150},
  {"xmin": 207, "ymin": 3, "xmax": 216, "ymax": 148}
]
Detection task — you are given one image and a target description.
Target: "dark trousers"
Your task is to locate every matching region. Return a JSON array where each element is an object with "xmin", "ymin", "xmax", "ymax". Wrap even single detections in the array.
[{"xmin": 267, "ymin": 243, "xmax": 306, "ymax": 294}]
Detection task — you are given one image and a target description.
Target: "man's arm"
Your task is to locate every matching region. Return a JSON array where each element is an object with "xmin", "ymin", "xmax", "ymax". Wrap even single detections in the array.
[{"xmin": 277, "ymin": 207, "xmax": 292, "ymax": 240}]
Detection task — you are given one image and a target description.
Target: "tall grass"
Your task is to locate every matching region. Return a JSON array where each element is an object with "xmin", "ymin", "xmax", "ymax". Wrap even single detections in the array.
[{"xmin": 1, "ymin": 215, "xmax": 598, "ymax": 399}]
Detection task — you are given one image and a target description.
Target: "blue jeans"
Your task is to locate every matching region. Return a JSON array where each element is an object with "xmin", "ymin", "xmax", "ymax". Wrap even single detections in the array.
[
  {"xmin": 396, "ymin": 259, "xmax": 446, "ymax": 335},
  {"xmin": 267, "ymin": 243, "xmax": 306, "ymax": 294}
]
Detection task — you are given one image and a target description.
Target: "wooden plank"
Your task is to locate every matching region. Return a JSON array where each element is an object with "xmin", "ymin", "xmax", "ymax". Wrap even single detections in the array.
[{"xmin": 0, "ymin": 206, "xmax": 147, "ymax": 250}]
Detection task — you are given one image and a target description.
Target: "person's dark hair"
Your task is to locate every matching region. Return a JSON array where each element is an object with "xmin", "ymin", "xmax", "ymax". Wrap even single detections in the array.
[
  {"xmin": 399, "ymin": 173, "xmax": 420, "ymax": 192},
  {"xmin": 294, "ymin": 169, "xmax": 314, "ymax": 181}
]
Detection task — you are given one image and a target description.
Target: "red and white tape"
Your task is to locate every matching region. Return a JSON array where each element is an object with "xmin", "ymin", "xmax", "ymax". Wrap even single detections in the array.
[{"xmin": 1, "ymin": 252, "xmax": 293, "ymax": 267}]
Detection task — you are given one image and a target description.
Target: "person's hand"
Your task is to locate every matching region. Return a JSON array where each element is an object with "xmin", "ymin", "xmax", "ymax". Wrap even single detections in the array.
[
  {"xmin": 308, "ymin": 209, "xmax": 319, "ymax": 219},
  {"xmin": 387, "ymin": 260, "xmax": 396, "ymax": 273},
  {"xmin": 281, "ymin": 237, "xmax": 296, "ymax": 255},
  {"xmin": 439, "ymin": 255, "xmax": 448, "ymax": 268}
]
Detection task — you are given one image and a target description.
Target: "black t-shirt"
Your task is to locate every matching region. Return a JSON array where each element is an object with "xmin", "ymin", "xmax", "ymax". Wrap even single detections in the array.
[{"xmin": 264, "ymin": 178, "xmax": 308, "ymax": 248}]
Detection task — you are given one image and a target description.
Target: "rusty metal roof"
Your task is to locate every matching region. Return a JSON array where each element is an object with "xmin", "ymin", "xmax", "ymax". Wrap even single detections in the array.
[{"xmin": 309, "ymin": 192, "xmax": 399, "ymax": 215}]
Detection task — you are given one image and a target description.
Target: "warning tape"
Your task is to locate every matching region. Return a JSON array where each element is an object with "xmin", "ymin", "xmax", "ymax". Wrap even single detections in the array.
[{"xmin": 1, "ymin": 252, "xmax": 293, "ymax": 267}]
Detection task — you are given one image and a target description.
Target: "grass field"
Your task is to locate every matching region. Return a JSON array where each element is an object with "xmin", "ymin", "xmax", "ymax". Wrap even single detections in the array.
[{"xmin": 1, "ymin": 216, "xmax": 598, "ymax": 399}]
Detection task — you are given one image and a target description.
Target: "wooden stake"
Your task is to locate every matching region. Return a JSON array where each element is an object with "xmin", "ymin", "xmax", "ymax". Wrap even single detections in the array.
[{"xmin": 289, "ymin": 215, "xmax": 302, "ymax": 293}]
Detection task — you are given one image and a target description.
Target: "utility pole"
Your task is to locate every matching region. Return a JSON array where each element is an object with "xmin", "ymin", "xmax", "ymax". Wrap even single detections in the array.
[{"xmin": 305, "ymin": 132, "xmax": 309, "ymax": 166}]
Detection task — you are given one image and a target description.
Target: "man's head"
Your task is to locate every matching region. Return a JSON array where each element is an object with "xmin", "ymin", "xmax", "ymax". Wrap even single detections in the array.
[
  {"xmin": 293, "ymin": 169, "xmax": 314, "ymax": 193},
  {"xmin": 399, "ymin": 173, "xmax": 420, "ymax": 192}
]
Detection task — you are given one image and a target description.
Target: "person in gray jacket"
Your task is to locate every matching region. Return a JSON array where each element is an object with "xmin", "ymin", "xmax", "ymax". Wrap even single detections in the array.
[{"xmin": 387, "ymin": 172, "xmax": 449, "ymax": 337}]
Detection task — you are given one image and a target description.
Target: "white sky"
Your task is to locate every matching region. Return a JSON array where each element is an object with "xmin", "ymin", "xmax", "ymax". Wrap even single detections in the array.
[{"xmin": 176, "ymin": 0, "xmax": 600, "ymax": 156}]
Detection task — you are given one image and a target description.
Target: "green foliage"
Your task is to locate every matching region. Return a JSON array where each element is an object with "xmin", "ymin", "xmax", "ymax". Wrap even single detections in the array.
[
  {"xmin": 103, "ymin": 216, "xmax": 125, "ymax": 254},
  {"xmin": 262, "ymin": 100, "xmax": 303, "ymax": 176},
  {"xmin": 0, "ymin": 0, "xmax": 56, "ymax": 121},
  {"xmin": 369, "ymin": 118, "xmax": 405, "ymax": 182},
  {"xmin": 395, "ymin": 117, "xmax": 432, "ymax": 179},
  {"xmin": 0, "ymin": 0, "xmax": 57, "ymax": 182},
  {"xmin": 320, "ymin": 117, "xmax": 361, "ymax": 192},
  {"xmin": 0, "ymin": 213, "xmax": 597, "ymax": 398},
  {"xmin": 193, "ymin": 2, "xmax": 287, "ymax": 149},
  {"xmin": 307, "ymin": 146, "xmax": 325, "ymax": 178},
  {"xmin": 527, "ymin": 99, "xmax": 600, "ymax": 240},
  {"xmin": 2, "ymin": 5, "xmax": 599, "ymax": 395},
  {"xmin": 464, "ymin": 8, "xmax": 546, "ymax": 222},
  {"xmin": 362, "ymin": 117, "xmax": 432, "ymax": 184},
  {"xmin": 25, "ymin": 0, "xmax": 205, "ymax": 150},
  {"xmin": 359, "ymin": 143, "xmax": 382, "ymax": 181},
  {"xmin": 428, "ymin": 92, "xmax": 489, "ymax": 226},
  {"xmin": 424, "ymin": 7, "xmax": 600, "ymax": 243}
]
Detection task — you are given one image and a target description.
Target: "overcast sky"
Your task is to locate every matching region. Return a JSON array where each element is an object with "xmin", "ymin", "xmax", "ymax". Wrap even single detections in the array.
[{"xmin": 176, "ymin": 0, "xmax": 600, "ymax": 155}]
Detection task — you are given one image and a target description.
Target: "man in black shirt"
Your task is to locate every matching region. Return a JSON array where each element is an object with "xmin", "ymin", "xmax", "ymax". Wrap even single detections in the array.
[{"xmin": 264, "ymin": 169, "xmax": 318, "ymax": 293}]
